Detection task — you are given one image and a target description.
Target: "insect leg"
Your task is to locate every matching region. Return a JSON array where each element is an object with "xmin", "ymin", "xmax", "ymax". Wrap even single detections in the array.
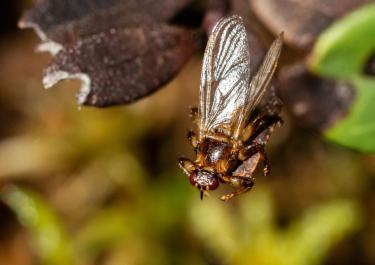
[
  {"xmin": 241, "ymin": 123, "xmax": 254, "ymax": 143},
  {"xmin": 220, "ymin": 177, "xmax": 254, "ymax": 201},
  {"xmin": 242, "ymin": 114, "xmax": 282, "ymax": 143},
  {"xmin": 178, "ymin": 157, "xmax": 196, "ymax": 176},
  {"xmin": 239, "ymin": 144, "xmax": 270, "ymax": 176},
  {"xmin": 187, "ymin": 130, "xmax": 198, "ymax": 149}
]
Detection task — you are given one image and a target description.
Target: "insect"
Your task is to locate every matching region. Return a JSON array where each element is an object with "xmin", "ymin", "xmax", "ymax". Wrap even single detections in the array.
[{"xmin": 178, "ymin": 15, "xmax": 283, "ymax": 201}]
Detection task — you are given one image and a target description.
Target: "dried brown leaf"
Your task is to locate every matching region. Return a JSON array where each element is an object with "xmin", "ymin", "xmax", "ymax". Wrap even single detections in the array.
[
  {"xmin": 249, "ymin": 0, "xmax": 370, "ymax": 49},
  {"xmin": 19, "ymin": 0, "xmax": 199, "ymax": 106},
  {"xmin": 43, "ymin": 24, "xmax": 198, "ymax": 107},
  {"xmin": 279, "ymin": 63, "xmax": 355, "ymax": 130},
  {"xmin": 20, "ymin": 0, "xmax": 194, "ymax": 40}
]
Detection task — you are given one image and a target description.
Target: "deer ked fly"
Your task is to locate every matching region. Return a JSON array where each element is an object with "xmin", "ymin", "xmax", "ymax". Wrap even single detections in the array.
[{"xmin": 178, "ymin": 15, "xmax": 283, "ymax": 201}]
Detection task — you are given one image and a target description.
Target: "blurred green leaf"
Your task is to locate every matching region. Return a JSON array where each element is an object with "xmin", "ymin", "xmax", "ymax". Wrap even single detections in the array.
[
  {"xmin": 74, "ymin": 207, "xmax": 133, "ymax": 258},
  {"xmin": 285, "ymin": 200, "xmax": 362, "ymax": 265},
  {"xmin": 72, "ymin": 172, "xmax": 192, "ymax": 264},
  {"xmin": 0, "ymin": 135, "xmax": 73, "ymax": 178},
  {"xmin": 309, "ymin": 3, "xmax": 375, "ymax": 152},
  {"xmin": 143, "ymin": 171, "xmax": 192, "ymax": 228},
  {"xmin": 1, "ymin": 186, "xmax": 75, "ymax": 265},
  {"xmin": 325, "ymin": 77, "xmax": 375, "ymax": 152},
  {"xmin": 310, "ymin": 3, "xmax": 375, "ymax": 78},
  {"xmin": 190, "ymin": 187, "xmax": 362, "ymax": 265}
]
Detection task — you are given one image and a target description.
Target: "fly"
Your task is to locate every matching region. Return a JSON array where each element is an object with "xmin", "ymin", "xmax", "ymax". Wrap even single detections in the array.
[{"xmin": 178, "ymin": 15, "xmax": 283, "ymax": 201}]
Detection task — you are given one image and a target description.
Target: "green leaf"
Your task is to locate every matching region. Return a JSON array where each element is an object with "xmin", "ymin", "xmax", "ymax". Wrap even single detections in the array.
[
  {"xmin": 325, "ymin": 78, "xmax": 375, "ymax": 152},
  {"xmin": 74, "ymin": 207, "xmax": 132, "ymax": 258},
  {"xmin": 1, "ymin": 186, "xmax": 75, "ymax": 265},
  {"xmin": 190, "ymin": 186, "xmax": 362, "ymax": 265},
  {"xmin": 310, "ymin": 3, "xmax": 375, "ymax": 78},
  {"xmin": 286, "ymin": 200, "xmax": 362, "ymax": 265},
  {"xmin": 309, "ymin": 3, "xmax": 375, "ymax": 152}
]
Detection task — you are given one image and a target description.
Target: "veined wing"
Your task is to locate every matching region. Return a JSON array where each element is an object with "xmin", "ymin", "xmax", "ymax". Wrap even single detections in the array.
[
  {"xmin": 199, "ymin": 15, "xmax": 251, "ymax": 138},
  {"xmin": 233, "ymin": 34, "xmax": 283, "ymax": 139}
]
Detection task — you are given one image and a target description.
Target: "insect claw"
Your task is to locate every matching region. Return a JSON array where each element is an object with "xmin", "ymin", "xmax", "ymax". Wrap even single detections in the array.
[
  {"xmin": 178, "ymin": 157, "xmax": 195, "ymax": 176},
  {"xmin": 219, "ymin": 194, "xmax": 232, "ymax": 202},
  {"xmin": 264, "ymin": 165, "xmax": 271, "ymax": 176},
  {"xmin": 189, "ymin": 106, "xmax": 198, "ymax": 118},
  {"xmin": 187, "ymin": 130, "xmax": 194, "ymax": 139}
]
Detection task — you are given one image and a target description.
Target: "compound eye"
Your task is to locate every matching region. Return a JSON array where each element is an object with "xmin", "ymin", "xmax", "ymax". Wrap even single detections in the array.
[
  {"xmin": 189, "ymin": 172, "xmax": 199, "ymax": 186},
  {"xmin": 207, "ymin": 176, "xmax": 219, "ymax": 190}
]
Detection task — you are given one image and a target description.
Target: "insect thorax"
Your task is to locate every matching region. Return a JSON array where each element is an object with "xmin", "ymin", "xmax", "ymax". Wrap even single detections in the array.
[{"xmin": 196, "ymin": 136, "xmax": 237, "ymax": 174}]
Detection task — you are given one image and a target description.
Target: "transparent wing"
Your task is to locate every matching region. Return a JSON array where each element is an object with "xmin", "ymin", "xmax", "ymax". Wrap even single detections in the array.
[
  {"xmin": 233, "ymin": 34, "xmax": 283, "ymax": 139},
  {"xmin": 199, "ymin": 15, "xmax": 251, "ymax": 138}
]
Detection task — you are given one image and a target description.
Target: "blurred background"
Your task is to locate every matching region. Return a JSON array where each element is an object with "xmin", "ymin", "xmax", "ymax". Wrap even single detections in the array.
[{"xmin": 0, "ymin": 1, "xmax": 375, "ymax": 265}]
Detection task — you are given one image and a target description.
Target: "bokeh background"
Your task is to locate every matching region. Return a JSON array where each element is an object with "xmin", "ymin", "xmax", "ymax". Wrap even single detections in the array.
[{"xmin": 0, "ymin": 1, "xmax": 375, "ymax": 265}]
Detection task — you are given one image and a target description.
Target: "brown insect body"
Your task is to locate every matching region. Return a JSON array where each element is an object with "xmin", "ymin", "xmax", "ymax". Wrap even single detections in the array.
[
  {"xmin": 178, "ymin": 15, "xmax": 283, "ymax": 201},
  {"xmin": 181, "ymin": 113, "xmax": 280, "ymax": 201},
  {"xmin": 197, "ymin": 136, "xmax": 236, "ymax": 173}
]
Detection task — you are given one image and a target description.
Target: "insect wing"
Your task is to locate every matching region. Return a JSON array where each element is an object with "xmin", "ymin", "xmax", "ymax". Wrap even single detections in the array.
[
  {"xmin": 233, "ymin": 34, "xmax": 283, "ymax": 139},
  {"xmin": 199, "ymin": 15, "xmax": 251, "ymax": 138}
]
